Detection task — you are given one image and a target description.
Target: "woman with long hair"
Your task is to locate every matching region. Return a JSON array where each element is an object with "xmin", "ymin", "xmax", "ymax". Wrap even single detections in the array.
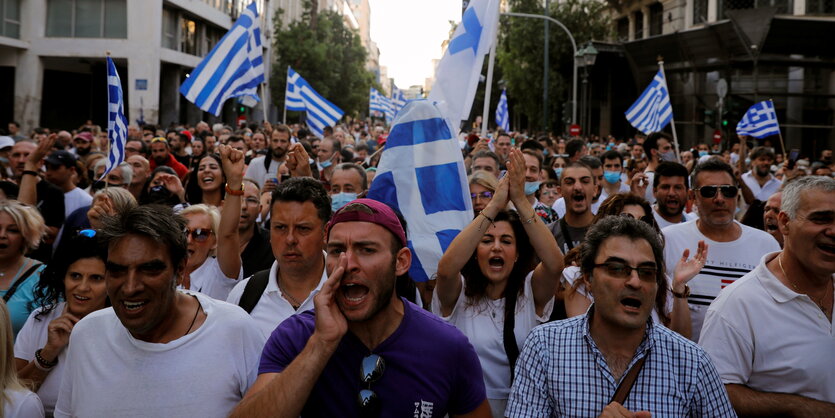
[
  {"xmin": 14, "ymin": 232, "xmax": 108, "ymax": 416},
  {"xmin": 0, "ymin": 301, "xmax": 43, "ymax": 417},
  {"xmin": 434, "ymin": 149, "xmax": 564, "ymax": 417},
  {"xmin": 186, "ymin": 154, "xmax": 226, "ymax": 206},
  {"xmin": 0, "ymin": 201, "xmax": 46, "ymax": 336}
]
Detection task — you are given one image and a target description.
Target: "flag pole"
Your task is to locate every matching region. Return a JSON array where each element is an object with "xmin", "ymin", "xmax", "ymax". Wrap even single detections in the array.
[
  {"xmin": 480, "ymin": 41, "xmax": 497, "ymax": 138},
  {"xmin": 770, "ymin": 98, "xmax": 787, "ymax": 161},
  {"xmin": 282, "ymin": 66, "xmax": 289, "ymax": 124},
  {"xmin": 658, "ymin": 57, "xmax": 681, "ymax": 161}
]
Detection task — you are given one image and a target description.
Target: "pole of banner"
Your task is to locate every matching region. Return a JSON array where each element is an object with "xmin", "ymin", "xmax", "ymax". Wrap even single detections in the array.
[
  {"xmin": 481, "ymin": 41, "xmax": 497, "ymax": 138},
  {"xmin": 282, "ymin": 66, "xmax": 289, "ymax": 124},
  {"xmin": 770, "ymin": 99, "xmax": 788, "ymax": 161},
  {"xmin": 658, "ymin": 57, "xmax": 681, "ymax": 161},
  {"xmin": 260, "ymin": 84, "xmax": 268, "ymax": 122}
]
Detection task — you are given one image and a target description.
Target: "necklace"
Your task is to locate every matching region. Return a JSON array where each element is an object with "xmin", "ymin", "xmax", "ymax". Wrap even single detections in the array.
[
  {"xmin": 278, "ymin": 279, "xmax": 302, "ymax": 309},
  {"xmin": 0, "ymin": 258, "xmax": 25, "ymax": 279},
  {"xmin": 184, "ymin": 299, "xmax": 201, "ymax": 337},
  {"xmin": 779, "ymin": 253, "xmax": 832, "ymax": 313}
]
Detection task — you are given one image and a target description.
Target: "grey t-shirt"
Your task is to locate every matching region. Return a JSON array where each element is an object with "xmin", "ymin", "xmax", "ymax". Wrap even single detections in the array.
[{"xmin": 548, "ymin": 219, "xmax": 589, "ymax": 254}]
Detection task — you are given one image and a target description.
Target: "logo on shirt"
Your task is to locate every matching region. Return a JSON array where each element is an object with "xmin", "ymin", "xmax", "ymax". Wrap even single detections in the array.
[{"xmin": 413, "ymin": 400, "xmax": 434, "ymax": 418}]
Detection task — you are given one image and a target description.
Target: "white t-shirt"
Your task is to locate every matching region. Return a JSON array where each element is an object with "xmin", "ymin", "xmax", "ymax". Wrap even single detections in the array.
[
  {"xmin": 63, "ymin": 187, "xmax": 92, "ymax": 218},
  {"xmin": 598, "ymin": 182, "xmax": 631, "ymax": 204},
  {"xmin": 700, "ymin": 252, "xmax": 835, "ymax": 403},
  {"xmin": 431, "ymin": 272, "xmax": 553, "ymax": 402},
  {"xmin": 187, "ymin": 256, "xmax": 243, "ymax": 301},
  {"xmin": 741, "ymin": 171, "xmax": 782, "ymax": 201},
  {"xmin": 54, "ymin": 292, "xmax": 265, "ymax": 418},
  {"xmin": 662, "ymin": 220, "xmax": 780, "ymax": 341},
  {"xmin": 14, "ymin": 302, "xmax": 69, "ymax": 415},
  {"xmin": 243, "ymin": 156, "xmax": 280, "ymax": 189},
  {"xmin": 644, "ymin": 171, "xmax": 656, "ymax": 204},
  {"xmin": 652, "ymin": 207, "xmax": 698, "ymax": 230},
  {"xmin": 227, "ymin": 261, "xmax": 328, "ymax": 339},
  {"xmin": 3, "ymin": 389, "xmax": 44, "ymax": 418}
]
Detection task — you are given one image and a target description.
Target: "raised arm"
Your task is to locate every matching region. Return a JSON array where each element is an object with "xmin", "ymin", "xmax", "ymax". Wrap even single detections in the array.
[
  {"xmin": 19, "ymin": 133, "xmax": 56, "ymax": 205},
  {"xmin": 666, "ymin": 241, "xmax": 707, "ymax": 338},
  {"xmin": 217, "ymin": 145, "xmax": 243, "ymax": 279}
]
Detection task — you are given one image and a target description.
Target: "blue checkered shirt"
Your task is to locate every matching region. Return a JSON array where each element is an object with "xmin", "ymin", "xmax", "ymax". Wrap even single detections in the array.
[{"xmin": 506, "ymin": 308, "xmax": 736, "ymax": 417}]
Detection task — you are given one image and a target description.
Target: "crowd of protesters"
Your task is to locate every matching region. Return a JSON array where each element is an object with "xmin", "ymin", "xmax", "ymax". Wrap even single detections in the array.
[{"xmin": 0, "ymin": 116, "xmax": 831, "ymax": 417}]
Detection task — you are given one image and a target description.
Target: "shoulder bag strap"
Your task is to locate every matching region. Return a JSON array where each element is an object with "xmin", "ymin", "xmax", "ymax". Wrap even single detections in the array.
[
  {"xmin": 610, "ymin": 353, "xmax": 648, "ymax": 406},
  {"xmin": 238, "ymin": 269, "xmax": 271, "ymax": 314},
  {"xmin": 3, "ymin": 263, "xmax": 43, "ymax": 303},
  {"xmin": 559, "ymin": 217, "xmax": 575, "ymax": 251},
  {"xmin": 502, "ymin": 290, "xmax": 520, "ymax": 382}
]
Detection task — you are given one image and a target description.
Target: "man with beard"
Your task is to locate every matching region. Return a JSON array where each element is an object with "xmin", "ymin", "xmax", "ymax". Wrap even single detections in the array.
[
  {"xmin": 652, "ymin": 162, "xmax": 698, "ymax": 229},
  {"xmin": 507, "ymin": 216, "xmax": 733, "ymax": 417},
  {"xmin": 245, "ymin": 124, "xmax": 291, "ymax": 192},
  {"xmin": 549, "ymin": 162, "xmax": 597, "ymax": 253},
  {"xmin": 231, "ymin": 199, "xmax": 489, "ymax": 418},
  {"xmin": 762, "ymin": 191, "xmax": 783, "ymax": 247},
  {"xmin": 167, "ymin": 130, "xmax": 191, "ymax": 167},
  {"xmin": 149, "ymin": 137, "xmax": 188, "ymax": 180},
  {"xmin": 741, "ymin": 146, "xmax": 781, "ymax": 203},
  {"xmin": 70, "ymin": 132, "xmax": 94, "ymax": 157},
  {"xmin": 662, "ymin": 159, "xmax": 780, "ymax": 341}
]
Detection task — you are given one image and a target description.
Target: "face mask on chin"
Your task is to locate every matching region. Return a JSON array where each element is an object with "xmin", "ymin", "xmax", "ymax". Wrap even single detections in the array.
[{"xmin": 524, "ymin": 181, "xmax": 541, "ymax": 196}]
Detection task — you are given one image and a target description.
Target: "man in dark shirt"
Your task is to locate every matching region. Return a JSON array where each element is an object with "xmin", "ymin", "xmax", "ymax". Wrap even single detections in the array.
[{"xmin": 239, "ymin": 179, "xmax": 274, "ymax": 277}]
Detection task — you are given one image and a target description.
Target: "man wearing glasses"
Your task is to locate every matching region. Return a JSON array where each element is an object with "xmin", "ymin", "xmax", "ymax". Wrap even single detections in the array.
[
  {"xmin": 231, "ymin": 199, "xmax": 489, "ymax": 418},
  {"xmin": 507, "ymin": 216, "xmax": 734, "ymax": 417},
  {"xmin": 662, "ymin": 159, "xmax": 779, "ymax": 341}
]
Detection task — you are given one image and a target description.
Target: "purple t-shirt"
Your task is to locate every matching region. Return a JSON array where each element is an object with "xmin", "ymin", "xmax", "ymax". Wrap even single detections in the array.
[{"xmin": 259, "ymin": 298, "xmax": 486, "ymax": 417}]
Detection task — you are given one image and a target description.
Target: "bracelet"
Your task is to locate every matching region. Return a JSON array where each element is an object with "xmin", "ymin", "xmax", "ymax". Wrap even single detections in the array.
[
  {"xmin": 479, "ymin": 211, "xmax": 495, "ymax": 225},
  {"xmin": 521, "ymin": 212, "xmax": 537, "ymax": 224},
  {"xmin": 672, "ymin": 284, "xmax": 691, "ymax": 298},
  {"xmin": 34, "ymin": 349, "xmax": 58, "ymax": 370},
  {"xmin": 21, "ymin": 170, "xmax": 39, "ymax": 178},
  {"xmin": 225, "ymin": 183, "xmax": 245, "ymax": 196}
]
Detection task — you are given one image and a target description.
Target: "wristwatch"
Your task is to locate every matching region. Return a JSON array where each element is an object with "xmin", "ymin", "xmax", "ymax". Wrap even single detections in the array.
[{"xmin": 672, "ymin": 284, "xmax": 691, "ymax": 298}]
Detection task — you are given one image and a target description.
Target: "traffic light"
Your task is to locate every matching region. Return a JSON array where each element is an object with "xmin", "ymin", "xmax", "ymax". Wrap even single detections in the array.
[{"xmin": 238, "ymin": 105, "xmax": 246, "ymax": 114}]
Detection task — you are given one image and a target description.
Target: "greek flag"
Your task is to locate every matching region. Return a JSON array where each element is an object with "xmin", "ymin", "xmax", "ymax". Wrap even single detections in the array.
[
  {"xmin": 392, "ymin": 87, "xmax": 406, "ymax": 112},
  {"xmin": 495, "ymin": 88, "xmax": 509, "ymax": 131},
  {"xmin": 102, "ymin": 56, "xmax": 127, "ymax": 179},
  {"xmin": 370, "ymin": 87, "xmax": 386, "ymax": 114},
  {"xmin": 285, "ymin": 67, "xmax": 344, "ymax": 137},
  {"xmin": 625, "ymin": 69, "xmax": 672, "ymax": 134},
  {"xmin": 367, "ymin": 100, "xmax": 473, "ymax": 282},
  {"xmin": 428, "ymin": 0, "xmax": 500, "ymax": 127},
  {"xmin": 179, "ymin": 2, "xmax": 264, "ymax": 116},
  {"xmin": 737, "ymin": 100, "xmax": 781, "ymax": 138}
]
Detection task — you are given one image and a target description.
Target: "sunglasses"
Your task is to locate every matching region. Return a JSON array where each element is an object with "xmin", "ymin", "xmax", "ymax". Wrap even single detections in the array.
[
  {"xmin": 186, "ymin": 228, "xmax": 213, "ymax": 242},
  {"xmin": 594, "ymin": 261, "xmax": 658, "ymax": 282},
  {"xmin": 470, "ymin": 191, "xmax": 494, "ymax": 200},
  {"xmin": 358, "ymin": 354, "xmax": 384, "ymax": 418},
  {"xmin": 695, "ymin": 185, "xmax": 738, "ymax": 199}
]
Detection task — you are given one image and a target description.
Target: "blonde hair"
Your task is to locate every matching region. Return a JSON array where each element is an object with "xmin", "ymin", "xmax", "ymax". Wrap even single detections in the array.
[
  {"xmin": 0, "ymin": 201, "xmax": 46, "ymax": 252},
  {"xmin": 179, "ymin": 204, "xmax": 220, "ymax": 256},
  {"xmin": 468, "ymin": 171, "xmax": 498, "ymax": 192},
  {"xmin": 94, "ymin": 187, "xmax": 138, "ymax": 214},
  {"xmin": 0, "ymin": 301, "xmax": 27, "ymax": 416}
]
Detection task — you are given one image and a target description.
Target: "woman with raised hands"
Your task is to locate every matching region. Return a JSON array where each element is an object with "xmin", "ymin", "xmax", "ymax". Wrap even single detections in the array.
[{"xmin": 434, "ymin": 148, "xmax": 565, "ymax": 418}]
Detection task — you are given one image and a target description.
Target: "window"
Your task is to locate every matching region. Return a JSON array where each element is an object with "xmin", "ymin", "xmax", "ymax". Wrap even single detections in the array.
[
  {"xmin": 46, "ymin": 0, "xmax": 126, "ymax": 38},
  {"xmin": 719, "ymin": 0, "xmax": 793, "ymax": 19},
  {"xmin": 1, "ymin": 0, "xmax": 21, "ymax": 39},
  {"xmin": 807, "ymin": 0, "xmax": 835, "ymax": 14},
  {"xmin": 180, "ymin": 16, "xmax": 199, "ymax": 56},
  {"xmin": 617, "ymin": 17, "xmax": 629, "ymax": 42},
  {"xmin": 649, "ymin": 3, "xmax": 663, "ymax": 36},
  {"xmin": 162, "ymin": 8, "xmax": 177, "ymax": 49},
  {"xmin": 693, "ymin": 0, "xmax": 708, "ymax": 24},
  {"xmin": 634, "ymin": 11, "xmax": 644, "ymax": 39}
]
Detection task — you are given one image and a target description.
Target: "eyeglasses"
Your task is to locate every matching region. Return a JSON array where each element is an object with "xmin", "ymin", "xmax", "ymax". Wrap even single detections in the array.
[
  {"xmin": 358, "ymin": 354, "xmax": 384, "ymax": 418},
  {"xmin": 593, "ymin": 261, "xmax": 658, "ymax": 282},
  {"xmin": 186, "ymin": 228, "xmax": 213, "ymax": 242},
  {"xmin": 695, "ymin": 185, "xmax": 738, "ymax": 199},
  {"xmin": 470, "ymin": 191, "xmax": 494, "ymax": 200}
]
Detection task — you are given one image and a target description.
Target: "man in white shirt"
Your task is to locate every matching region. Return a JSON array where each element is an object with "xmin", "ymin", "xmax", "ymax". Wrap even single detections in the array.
[
  {"xmin": 700, "ymin": 176, "xmax": 835, "ymax": 415},
  {"xmin": 227, "ymin": 177, "xmax": 331, "ymax": 338},
  {"xmin": 741, "ymin": 146, "xmax": 781, "ymax": 203},
  {"xmin": 662, "ymin": 159, "xmax": 780, "ymax": 341},
  {"xmin": 652, "ymin": 161, "xmax": 698, "ymax": 229},
  {"xmin": 54, "ymin": 205, "xmax": 264, "ymax": 417},
  {"xmin": 44, "ymin": 150, "xmax": 92, "ymax": 218},
  {"xmin": 599, "ymin": 150, "xmax": 631, "ymax": 201},
  {"xmin": 244, "ymin": 124, "xmax": 291, "ymax": 192}
]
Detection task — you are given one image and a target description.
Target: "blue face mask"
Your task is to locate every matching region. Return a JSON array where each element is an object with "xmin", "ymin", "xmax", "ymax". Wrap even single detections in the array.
[
  {"xmin": 553, "ymin": 168, "xmax": 563, "ymax": 179},
  {"xmin": 603, "ymin": 171, "xmax": 621, "ymax": 184},
  {"xmin": 330, "ymin": 192, "xmax": 358, "ymax": 212},
  {"xmin": 698, "ymin": 151, "xmax": 709, "ymax": 157},
  {"xmin": 660, "ymin": 150, "xmax": 677, "ymax": 162},
  {"xmin": 319, "ymin": 159, "xmax": 333, "ymax": 169},
  {"xmin": 524, "ymin": 181, "xmax": 541, "ymax": 196},
  {"xmin": 543, "ymin": 149, "xmax": 549, "ymax": 156}
]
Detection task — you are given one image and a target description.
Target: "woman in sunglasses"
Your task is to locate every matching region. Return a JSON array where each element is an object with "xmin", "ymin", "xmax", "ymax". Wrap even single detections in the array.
[
  {"xmin": 468, "ymin": 171, "xmax": 498, "ymax": 218},
  {"xmin": 14, "ymin": 231, "xmax": 108, "ymax": 416},
  {"xmin": 562, "ymin": 193, "xmax": 706, "ymax": 339},
  {"xmin": 435, "ymin": 149, "xmax": 564, "ymax": 417}
]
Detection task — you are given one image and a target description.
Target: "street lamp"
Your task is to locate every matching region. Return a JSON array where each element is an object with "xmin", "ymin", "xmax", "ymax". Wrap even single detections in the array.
[{"xmin": 576, "ymin": 43, "xmax": 598, "ymax": 135}]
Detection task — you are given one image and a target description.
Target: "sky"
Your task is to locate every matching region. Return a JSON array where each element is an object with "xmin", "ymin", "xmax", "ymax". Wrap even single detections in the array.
[{"xmin": 368, "ymin": 0, "xmax": 462, "ymax": 88}]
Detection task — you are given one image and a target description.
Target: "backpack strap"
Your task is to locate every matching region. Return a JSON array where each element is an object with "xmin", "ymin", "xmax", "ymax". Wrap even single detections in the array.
[
  {"xmin": 3, "ymin": 263, "xmax": 43, "ymax": 303},
  {"xmin": 502, "ymin": 288, "xmax": 520, "ymax": 382},
  {"xmin": 238, "ymin": 269, "xmax": 271, "ymax": 314}
]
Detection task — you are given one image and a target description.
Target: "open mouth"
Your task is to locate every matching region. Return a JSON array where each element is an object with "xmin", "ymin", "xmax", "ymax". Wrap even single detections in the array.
[
  {"xmin": 122, "ymin": 300, "xmax": 147, "ymax": 312},
  {"xmin": 202, "ymin": 176, "xmax": 215, "ymax": 184},
  {"xmin": 572, "ymin": 193, "xmax": 585, "ymax": 202},
  {"xmin": 620, "ymin": 297, "xmax": 642, "ymax": 310},
  {"xmin": 72, "ymin": 294, "xmax": 90, "ymax": 302},
  {"xmin": 818, "ymin": 243, "xmax": 835, "ymax": 255},
  {"xmin": 488, "ymin": 256, "xmax": 505, "ymax": 271},
  {"xmin": 765, "ymin": 221, "xmax": 778, "ymax": 231},
  {"xmin": 0, "ymin": 244, "xmax": 7, "ymax": 250},
  {"xmin": 341, "ymin": 283, "xmax": 369, "ymax": 303}
]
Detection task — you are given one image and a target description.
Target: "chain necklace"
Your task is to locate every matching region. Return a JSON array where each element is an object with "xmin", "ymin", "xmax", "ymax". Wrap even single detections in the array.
[
  {"xmin": 278, "ymin": 278, "xmax": 302, "ymax": 309},
  {"xmin": 779, "ymin": 253, "xmax": 833, "ymax": 314}
]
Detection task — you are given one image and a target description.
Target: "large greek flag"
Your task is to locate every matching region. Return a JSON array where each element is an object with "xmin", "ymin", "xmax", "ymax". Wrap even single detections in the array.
[
  {"xmin": 495, "ymin": 88, "xmax": 509, "ymax": 131},
  {"xmin": 102, "ymin": 56, "xmax": 127, "ymax": 179},
  {"xmin": 179, "ymin": 2, "xmax": 264, "ymax": 116},
  {"xmin": 625, "ymin": 69, "xmax": 672, "ymax": 134},
  {"xmin": 367, "ymin": 100, "xmax": 472, "ymax": 282},
  {"xmin": 737, "ymin": 100, "xmax": 781, "ymax": 138},
  {"xmin": 370, "ymin": 88, "xmax": 386, "ymax": 114},
  {"xmin": 285, "ymin": 67, "xmax": 344, "ymax": 137}
]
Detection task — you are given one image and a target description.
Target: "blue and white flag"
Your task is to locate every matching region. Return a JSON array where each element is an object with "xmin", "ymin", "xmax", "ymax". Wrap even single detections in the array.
[
  {"xmin": 367, "ymin": 100, "xmax": 472, "ymax": 282},
  {"xmin": 737, "ymin": 100, "xmax": 781, "ymax": 138},
  {"xmin": 625, "ymin": 69, "xmax": 673, "ymax": 134},
  {"xmin": 392, "ymin": 87, "xmax": 407, "ymax": 112},
  {"xmin": 179, "ymin": 2, "xmax": 264, "ymax": 116},
  {"xmin": 370, "ymin": 87, "xmax": 386, "ymax": 114},
  {"xmin": 285, "ymin": 67, "xmax": 344, "ymax": 138},
  {"xmin": 102, "ymin": 56, "xmax": 127, "ymax": 180},
  {"xmin": 428, "ymin": 0, "xmax": 500, "ymax": 128},
  {"xmin": 495, "ymin": 88, "xmax": 509, "ymax": 132}
]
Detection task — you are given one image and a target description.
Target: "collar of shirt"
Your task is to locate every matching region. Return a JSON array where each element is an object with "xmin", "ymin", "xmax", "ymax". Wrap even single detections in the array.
[
  {"xmin": 581, "ymin": 304, "xmax": 655, "ymax": 384},
  {"xmin": 755, "ymin": 251, "xmax": 815, "ymax": 304},
  {"xmin": 265, "ymin": 252, "xmax": 329, "ymax": 297}
]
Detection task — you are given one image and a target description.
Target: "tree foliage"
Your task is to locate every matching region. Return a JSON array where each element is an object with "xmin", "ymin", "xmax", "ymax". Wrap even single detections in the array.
[
  {"xmin": 497, "ymin": 0, "xmax": 611, "ymax": 132},
  {"xmin": 271, "ymin": 1, "xmax": 379, "ymax": 120}
]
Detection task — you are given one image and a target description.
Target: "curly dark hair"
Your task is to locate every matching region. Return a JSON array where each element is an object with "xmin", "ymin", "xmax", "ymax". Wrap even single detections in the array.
[
  {"xmin": 32, "ymin": 232, "xmax": 109, "ymax": 320},
  {"xmin": 593, "ymin": 193, "xmax": 661, "ymax": 236}
]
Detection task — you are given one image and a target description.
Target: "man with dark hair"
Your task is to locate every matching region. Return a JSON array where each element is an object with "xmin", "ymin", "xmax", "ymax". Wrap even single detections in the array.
[
  {"xmin": 245, "ymin": 125, "xmax": 291, "ymax": 192},
  {"xmin": 8, "ymin": 121, "xmax": 25, "ymax": 142},
  {"xmin": 599, "ymin": 150, "xmax": 630, "ymax": 201},
  {"xmin": 494, "ymin": 133, "xmax": 512, "ymax": 163},
  {"xmin": 470, "ymin": 150, "xmax": 500, "ymax": 177},
  {"xmin": 551, "ymin": 156, "xmax": 603, "ymax": 219},
  {"xmin": 149, "ymin": 137, "xmax": 188, "ymax": 180},
  {"xmin": 741, "ymin": 146, "xmax": 780, "ymax": 203},
  {"xmin": 124, "ymin": 138, "xmax": 147, "ymax": 159},
  {"xmin": 54, "ymin": 205, "xmax": 264, "ymax": 417},
  {"xmin": 167, "ymin": 131, "xmax": 191, "ymax": 167},
  {"xmin": 700, "ymin": 176, "xmax": 835, "ymax": 415},
  {"xmin": 316, "ymin": 137, "xmax": 341, "ymax": 184},
  {"xmin": 662, "ymin": 159, "xmax": 779, "ymax": 340},
  {"xmin": 238, "ymin": 179, "xmax": 275, "ymax": 278},
  {"xmin": 44, "ymin": 150, "xmax": 92, "ymax": 219},
  {"xmin": 652, "ymin": 161, "xmax": 698, "ymax": 229},
  {"xmin": 565, "ymin": 138, "xmax": 587, "ymax": 163},
  {"xmin": 521, "ymin": 150, "xmax": 557, "ymax": 222},
  {"xmin": 329, "ymin": 163, "xmax": 367, "ymax": 213},
  {"xmin": 227, "ymin": 177, "xmax": 332, "ymax": 338},
  {"xmin": 231, "ymin": 199, "xmax": 489, "ymax": 417},
  {"xmin": 641, "ymin": 132, "xmax": 676, "ymax": 204},
  {"xmin": 549, "ymin": 161, "xmax": 597, "ymax": 253},
  {"xmin": 508, "ymin": 216, "xmax": 733, "ymax": 417}
]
